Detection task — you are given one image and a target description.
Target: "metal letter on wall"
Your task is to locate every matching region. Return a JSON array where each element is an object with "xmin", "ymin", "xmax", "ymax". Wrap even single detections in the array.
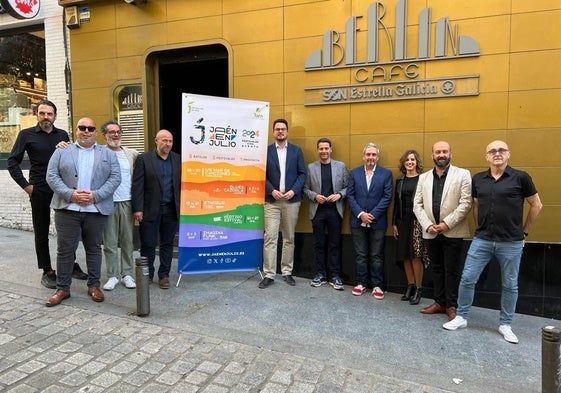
[{"xmin": 304, "ymin": 0, "xmax": 480, "ymax": 106}]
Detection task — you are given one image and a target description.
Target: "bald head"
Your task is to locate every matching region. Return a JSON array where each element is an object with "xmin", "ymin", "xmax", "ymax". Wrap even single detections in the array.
[
  {"xmin": 431, "ymin": 141, "xmax": 451, "ymax": 169},
  {"xmin": 155, "ymin": 129, "xmax": 173, "ymax": 158},
  {"xmin": 485, "ymin": 140, "xmax": 510, "ymax": 169}
]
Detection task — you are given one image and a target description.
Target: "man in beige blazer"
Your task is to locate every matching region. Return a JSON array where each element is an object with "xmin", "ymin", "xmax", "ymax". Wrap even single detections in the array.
[{"xmin": 413, "ymin": 141, "xmax": 472, "ymax": 320}]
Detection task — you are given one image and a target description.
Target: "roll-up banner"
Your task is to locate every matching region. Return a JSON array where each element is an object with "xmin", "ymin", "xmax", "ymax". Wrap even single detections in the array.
[{"xmin": 178, "ymin": 94, "xmax": 269, "ymax": 275}]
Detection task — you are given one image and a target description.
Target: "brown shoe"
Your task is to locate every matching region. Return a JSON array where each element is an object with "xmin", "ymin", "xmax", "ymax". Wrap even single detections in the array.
[
  {"xmin": 46, "ymin": 289, "xmax": 70, "ymax": 307},
  {"xmin": 446, "ymin": 307, "xmax": 457, "ymax": 321},
  {"xmin": 420, "ymin": 302, "xmax": 446, "ymax": 314},
  {"xmin": 159, "ymin": 277, "xmax": 170, "ymax": 289},
  {"xmin": 87, "ymin": 286, "xmax": 105, "ymax": 302}
]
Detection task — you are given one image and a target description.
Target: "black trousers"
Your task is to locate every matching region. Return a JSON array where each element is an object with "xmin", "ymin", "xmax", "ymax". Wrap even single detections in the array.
[
  {"xmin": 30, "ymin": 189, "xmax": 54, "ymax": 272},
  {"xmin": 427, "ymin": 234, "xmax": 464, "ymax": 308}
]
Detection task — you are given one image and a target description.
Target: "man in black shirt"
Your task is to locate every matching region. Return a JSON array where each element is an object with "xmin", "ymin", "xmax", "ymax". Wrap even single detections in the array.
[
  {"xmin": 7, "ymin": 100, "xmax": 87, "ymax": 288},
  {"xmin": 413, "ymin": 141, "xmax": 472, "ymax": 320},
  {"xmin": 303, "ymin": 137, "xmax": 348, "ymax": 290},
  {"xmin": 443, "ymin": 140, "xmax": 542, "ymax": 344}
]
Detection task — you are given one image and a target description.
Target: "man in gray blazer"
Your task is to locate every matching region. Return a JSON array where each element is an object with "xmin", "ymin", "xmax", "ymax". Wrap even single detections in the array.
[
  {"xmin": 413, "ymin": 141, "xmax": 472, "ymax": 320},
  {"xmin": 45, "ymin": 117, "xmax": 121, "ymax": 307},
  {"xmin": 303, "ymin": 138, "xmax": 348, "ymax": 290}
]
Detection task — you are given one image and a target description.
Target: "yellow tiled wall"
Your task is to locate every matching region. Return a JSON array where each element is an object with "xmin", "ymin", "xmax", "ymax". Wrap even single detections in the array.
[{"xmin": 68, "ymin": 0, "xmax": 560, "ymax": 242}]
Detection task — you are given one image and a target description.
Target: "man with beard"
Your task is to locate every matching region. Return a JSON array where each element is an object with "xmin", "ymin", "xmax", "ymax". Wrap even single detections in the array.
[
  {"xmin": 132, "ymin": 130, "xmax": 181, "ymax": 289},
  {"xmin": 7, "ymin": 100, "xmax": 88, "ymax": 289},
  {"xmin": 413, "ymin": 141, "xmax": 472, "ymax": 321},
  {"xmin": 45, "ymin": 118, "xmax": 121, "ymax": 306},
  {"xmin": 100, "ymin": 120, "xmax": 139, "ymax": 290}
]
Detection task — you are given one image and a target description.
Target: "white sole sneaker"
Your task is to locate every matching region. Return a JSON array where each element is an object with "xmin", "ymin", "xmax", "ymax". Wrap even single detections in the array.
[
  {"xmin": 443, "ymin": 316, "xmax": 467, "ymax": 330},
  {"xmin": 498, "ymin": 325, "xmax": 519, "ymax": 344},
  {"xmin": 103, "ymin": 277, "xmax": 119, "ymax": 291}
]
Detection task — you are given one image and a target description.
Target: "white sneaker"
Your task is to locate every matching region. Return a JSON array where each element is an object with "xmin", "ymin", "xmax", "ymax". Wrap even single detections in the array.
[
  {"xmin": 443, "ymin": 316, "xmax": 468, "ymax": 330},
  {"xmin": 498, "ymin": 324, "xmax": 519, "ymax": 344},
  {"xmin": 103, "ymin": 276, "xmax": 119, "ymax": 291},
  {"xmin": 121, "ymin": 275, "xmax": 136, "ymax": 289},
  {"xmin": 372, "ymin": 287, "xmax": 384, "ymax": 300}
]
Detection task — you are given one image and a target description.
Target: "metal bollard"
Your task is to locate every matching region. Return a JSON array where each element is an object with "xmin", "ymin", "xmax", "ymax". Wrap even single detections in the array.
[
  {"xmin": 135, "ymin": 257, "xmax": 150, "ymax": 316},
  {"xmin": 542, "ymin": 325, "xmax": 560, "ymax": 393}
]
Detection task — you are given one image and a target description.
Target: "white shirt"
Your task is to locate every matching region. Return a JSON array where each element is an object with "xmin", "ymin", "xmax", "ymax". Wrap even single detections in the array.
[
  {"xmin": 113, "ymin": 150, "xmax": 131, "ymax": 202},
  {"xmin": 67, "ymin": 143, "xmax": 99, "ymax": 213},
  {"xmin": 276, "ymin": 142, "xmax": 287, "ymax": 193}
]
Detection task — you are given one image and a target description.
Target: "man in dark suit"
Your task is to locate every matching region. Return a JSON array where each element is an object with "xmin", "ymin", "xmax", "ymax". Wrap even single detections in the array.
[
  {"xmin": 303, "ymin": 137, "xmax": 348, "ymax": 290},
  {"xmin": 132, "ymin": 129, "xmax": 181, "ymax": 289},
  {"xmin": 260, "ymin": 119, "xmax": 307, "ymax": 288},
  {"xmin": 347, "ymin": 142, "xmax": 393, "ymax": 299}
]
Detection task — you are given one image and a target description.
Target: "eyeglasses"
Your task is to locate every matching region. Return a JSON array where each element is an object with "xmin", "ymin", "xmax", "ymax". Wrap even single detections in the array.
[
  {"xmin": 77, "ymin": 125, "xmax": 96, "ymax": 132},
  {"xmin": 106, "ymin": 130, "xmax": 122, "ymax": 136},
  {"xmin": 486, "ymin": 148, "xmax": 509, "ymax": 156}
]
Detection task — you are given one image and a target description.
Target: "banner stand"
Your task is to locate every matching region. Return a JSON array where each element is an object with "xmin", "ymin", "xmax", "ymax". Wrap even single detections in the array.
[{"xmin": 175, "ymin": 269, "xmax": 264, "ymax": 287}]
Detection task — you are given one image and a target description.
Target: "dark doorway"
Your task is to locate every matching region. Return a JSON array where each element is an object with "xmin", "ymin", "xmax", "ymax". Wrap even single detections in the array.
[{"xmin": 158, "ymin": 45, "xmax": 229, "ymax": 155}]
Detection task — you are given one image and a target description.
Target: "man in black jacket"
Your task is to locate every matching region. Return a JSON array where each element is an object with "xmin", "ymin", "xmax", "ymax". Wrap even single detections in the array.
[{"xmin": 132, "ymin": 129, "xmax": 181, "ymax": 289}]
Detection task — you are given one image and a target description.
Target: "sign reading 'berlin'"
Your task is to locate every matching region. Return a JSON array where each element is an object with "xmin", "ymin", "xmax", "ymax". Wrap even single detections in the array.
[{"xmin": 304, "ymin": 0, "xmax": 480, "ymax": 106}]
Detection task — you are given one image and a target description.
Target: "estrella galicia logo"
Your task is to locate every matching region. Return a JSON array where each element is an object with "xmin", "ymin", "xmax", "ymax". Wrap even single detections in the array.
[{"xmin": 190, "ymin": 118, "xmax": 205, "ymax": 145}]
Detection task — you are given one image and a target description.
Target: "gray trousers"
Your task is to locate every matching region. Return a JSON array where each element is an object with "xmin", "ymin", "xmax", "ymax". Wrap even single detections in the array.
[{"xmin": 54, "ymin": 210, "xmax": 108, "ymax": 290}]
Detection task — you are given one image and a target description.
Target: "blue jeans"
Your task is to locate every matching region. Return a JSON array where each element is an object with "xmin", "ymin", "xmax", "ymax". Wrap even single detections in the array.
[
  {"xmin": 457, "ymin": 237, "xmax": 524, "ymax": 325},
  {"xmin": 351, "ymin": 227, "xmax": 385, "ymax": 287},
  {"xmin": 139, "ymin": 204, "xmax": 178, "ymax": 280}
]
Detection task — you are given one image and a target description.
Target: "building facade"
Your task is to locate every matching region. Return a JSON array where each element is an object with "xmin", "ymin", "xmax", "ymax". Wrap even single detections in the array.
[
  {"xmin": 0, "ymin": 0, "xmax": 70, "ymax": 232},
  {"xmin": 10, "ymin": 0, "xmax": 561, "ymax": 316}
]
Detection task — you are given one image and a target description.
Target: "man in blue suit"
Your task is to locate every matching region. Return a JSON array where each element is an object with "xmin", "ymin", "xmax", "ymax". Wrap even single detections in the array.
[
  {"xmin": 260, "ymin": 119, "xmax": 307, "ymax": 288},
  {"xmin": 45, "ymin": 117, "xmax": 121, "ymax": 307},
  {"xmin": 347, "ymin": 142, "xmax": 393, "ymax": 299},
  {"xmin": 303, "ymin": 137, "xmax": 348, "ymax": 290}
]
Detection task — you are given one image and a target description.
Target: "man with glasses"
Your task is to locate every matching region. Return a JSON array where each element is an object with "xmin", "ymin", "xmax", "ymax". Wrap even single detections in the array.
[
  {"xmin": 260, "ymin": 118, "xmax": 307, "ymax": 288},
  {"xmin": 7, "ymin": 100, "xmax": 88, "ymax": 289},
  {"xmin": 45, "ymin": 118, "xmax": 121, "ymax": 306},
  {"xmin": 443, "ymin": 140, "xmax": 542, "ymax": 344},
  {"xmin": 100, "ymin": 120, "xmax": 139, "ymax": 291}
]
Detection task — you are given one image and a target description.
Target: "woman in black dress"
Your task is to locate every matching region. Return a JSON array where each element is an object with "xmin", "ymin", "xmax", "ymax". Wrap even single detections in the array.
[{"xmin": 392, "ymin": 149, "xmax": 429, "ymax": 305}]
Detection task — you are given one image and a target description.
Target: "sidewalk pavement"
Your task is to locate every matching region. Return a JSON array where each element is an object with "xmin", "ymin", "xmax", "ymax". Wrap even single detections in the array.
[{"xmin": 0, "ymin": 227, "xmax": 557, "ymax": 392}]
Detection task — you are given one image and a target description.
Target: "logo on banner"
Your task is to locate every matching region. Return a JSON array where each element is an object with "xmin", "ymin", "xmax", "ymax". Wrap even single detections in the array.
[
  {"xmin": 0, "ymin": 0, "xmax": 40, "ymax": 19},
  {"xmin": 304, "ymin": 0, "xmax": 480, "ymax": 105}
]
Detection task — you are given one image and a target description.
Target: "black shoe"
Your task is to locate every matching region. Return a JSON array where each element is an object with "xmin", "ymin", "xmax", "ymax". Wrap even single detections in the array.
[
  {"xmin": 282, "ymin": 275, "xmax": 296, "ymax": 286},
  {"xmin": 259, "ymin": 277, "xmax": 274, "ymax": 289},
  {"xmin": 410, "ymin": 287, "xmax": 422, "ymax": 305},
  {"xmin": 401, "ymin": 284, "xmax": 415, "ymax": 301},
  {"xmin": 41, "ymin": 271, "xmax": 57, "ymax": 289},
  {"xmin": 72, "ymin": 263, "xmax": 88, "ymax": 280}
]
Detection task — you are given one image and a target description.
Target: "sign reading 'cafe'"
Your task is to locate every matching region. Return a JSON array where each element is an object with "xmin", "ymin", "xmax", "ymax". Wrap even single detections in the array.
[{"xmin": 304, "ymin": 0, "xmax": 480, "ymax": 106}]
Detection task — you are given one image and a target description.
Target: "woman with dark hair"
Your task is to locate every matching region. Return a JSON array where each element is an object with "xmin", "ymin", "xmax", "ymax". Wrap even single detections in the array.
[{"xmin": 391, "ymin": 149, "xmax": 429, "ymax": 305}]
